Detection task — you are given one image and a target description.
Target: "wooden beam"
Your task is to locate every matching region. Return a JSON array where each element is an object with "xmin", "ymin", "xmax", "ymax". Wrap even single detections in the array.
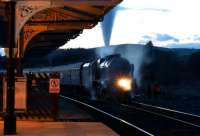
[
  {"xmin": 51, "ymin": 0, "xmax": 122, "ymax": 6},
  {"xmin": 67, "ymin": 4, "xmax": 105, "ymax": 16},
  {"xmin": 51, "ymin": 8, "xmax": 93, "ymax": 20}
]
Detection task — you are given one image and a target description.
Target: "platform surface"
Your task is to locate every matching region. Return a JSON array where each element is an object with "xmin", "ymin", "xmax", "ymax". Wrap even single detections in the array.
[{"xmin": 0, "ymin": 121, "xmax": 118, "ymax": 136}]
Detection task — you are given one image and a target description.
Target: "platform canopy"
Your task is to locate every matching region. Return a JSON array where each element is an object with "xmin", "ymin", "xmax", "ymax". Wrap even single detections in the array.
[{"xmin": 0, "ymin": 0, "xmax": 122, "ymax": 57}]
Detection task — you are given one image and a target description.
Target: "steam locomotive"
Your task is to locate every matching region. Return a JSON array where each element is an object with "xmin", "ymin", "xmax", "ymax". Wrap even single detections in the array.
[{"xmin": 25, "ymin": 54, "xmax": 135, "ymax": 102}]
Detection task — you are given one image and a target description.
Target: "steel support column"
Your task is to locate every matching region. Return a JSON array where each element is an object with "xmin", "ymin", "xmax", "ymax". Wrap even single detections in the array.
[{"xmin": 4, "ymin": 1, "xmax": 17, "ymax": 135}]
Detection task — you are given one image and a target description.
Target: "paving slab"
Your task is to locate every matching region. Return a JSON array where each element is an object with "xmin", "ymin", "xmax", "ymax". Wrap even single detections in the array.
[{"xmin": 0, "ymin": 121, "xmax": 119, "ymax": 136}]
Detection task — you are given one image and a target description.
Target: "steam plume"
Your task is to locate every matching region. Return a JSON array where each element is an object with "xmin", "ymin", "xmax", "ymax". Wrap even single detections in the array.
[{"xmin": 101, "ymin": 6, "xmax": 128, "ymax": 47}]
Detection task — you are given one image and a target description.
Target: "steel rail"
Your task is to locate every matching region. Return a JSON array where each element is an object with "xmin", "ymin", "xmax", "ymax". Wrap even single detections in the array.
[
  {"xmin": 121, "ymin": 104, "xmax": 200, "ymax": 128},
  {"xmin": 60, "ymin": 95, "xmax": 154, "ymax": 136},
  {"xmin": 131, "ymin": 101, "xmax": 200, "ymax": 118}
]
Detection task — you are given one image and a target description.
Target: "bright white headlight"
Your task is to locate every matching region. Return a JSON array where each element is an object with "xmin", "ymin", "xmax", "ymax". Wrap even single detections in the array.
[{"xmin": 117, "ymin": 78, "xmax": 132, "ymax": 91}]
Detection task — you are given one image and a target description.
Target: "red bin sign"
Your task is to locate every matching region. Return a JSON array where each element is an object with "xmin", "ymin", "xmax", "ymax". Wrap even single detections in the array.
[{"xmin": 49, "ymin": 78, "xmax": 60, "ymax": 93}]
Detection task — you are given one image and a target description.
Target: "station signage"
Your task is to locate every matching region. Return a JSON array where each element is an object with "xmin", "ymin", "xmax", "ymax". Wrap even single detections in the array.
[{"xmin": 49, "ymin": 78, "xmax": 60, "ymax": 94}]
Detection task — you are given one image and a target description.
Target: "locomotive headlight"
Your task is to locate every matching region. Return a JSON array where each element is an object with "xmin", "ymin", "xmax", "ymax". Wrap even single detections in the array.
[{"xmin": 117, "ymin": 78, "xmax": 132, "ymax": 91}]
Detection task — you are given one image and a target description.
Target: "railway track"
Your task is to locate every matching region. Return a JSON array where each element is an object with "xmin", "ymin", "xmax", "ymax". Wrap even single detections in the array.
[
  {"xmin": 60, "ymin": 95, "xmax": 154, "ymax": 136},
  {"xmin": 120, "ymin": 104, "xmax": 200, "ymax": 136},
  {"xmin": 124, "ymin": 101, "xmax": 200, "ymax": 128},
  {"xmin": 63, "ymin": 96, "xmax": 200, "ymax": 136}
]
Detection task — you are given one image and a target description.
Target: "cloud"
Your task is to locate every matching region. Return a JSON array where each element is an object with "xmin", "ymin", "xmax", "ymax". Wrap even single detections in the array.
[
  {"xmin": 142, "ymin": 35, "xmax": 153, "ymax": 40},
  {"xmin": 156, "ymin": 34, "xmax": 179, "ymax": 42},
  {"xmin": 140, "ymin": 8, "xmax": 170, "ymax": 12},
  {"xmin": 138, "ymin": 35, "xmax": 153, "ymax": 44},
  {"xmin": 142, "ymin": 34, "xmax": 179, "ymax": 42},
  {"xmin": 167, "ymin": 43, "xmax": 200, "ymax": 49},
  {"xmin": 193, "ymin": 35, "xmax": 200, "ymax": 41},
  {"xmin": 139, "ymin": 34, "xmax": 180, "ymax": 46}
]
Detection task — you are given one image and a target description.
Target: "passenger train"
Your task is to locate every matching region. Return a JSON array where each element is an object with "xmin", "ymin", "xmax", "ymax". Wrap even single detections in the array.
[{"xmin": 7, "ymin": 54, "xmax": 135, "ymax": 102}]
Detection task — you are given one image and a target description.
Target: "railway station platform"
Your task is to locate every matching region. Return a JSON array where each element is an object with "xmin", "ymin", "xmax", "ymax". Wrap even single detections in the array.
[
  {"xmin": 0, "ymin": 97, "xmax": 94, "ymax": 121},
  {"xmin": 0, "ymin": 121, "xmax": 118, "ymax": 136}
]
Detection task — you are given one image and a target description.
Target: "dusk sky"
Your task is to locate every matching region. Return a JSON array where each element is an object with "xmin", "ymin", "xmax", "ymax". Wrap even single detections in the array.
[
  {"xmin": 0, "ymin": 49, "xmax": 4, "ymax": 56},
  {"xmin": 61, "ymin": 0, "xmax": 200, "ymax": 49},
  {"xmin": 1, "ymin": 0, "xmax": 200, "ymax": 56}
]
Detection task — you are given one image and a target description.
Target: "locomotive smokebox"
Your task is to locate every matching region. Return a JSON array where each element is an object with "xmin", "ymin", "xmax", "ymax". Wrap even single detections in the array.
[
  {"xmin": 98, "ymin": 54, "xmax": 131, "ymax": 77},
  {"xmin": 97, "ymin": 54, "xmax": 133, "ymax": 91}
]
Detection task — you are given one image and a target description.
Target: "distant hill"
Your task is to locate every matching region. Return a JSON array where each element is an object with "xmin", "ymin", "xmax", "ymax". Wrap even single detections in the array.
[
  {"xmin": 23, "ymin": 48, "xmax": 96, "ymax": 67},
  {"xmin": 23, "ymin": 43, "xmax": 200, "ymax": 86},
  {"xmin": 2, "ymin": 44, "xmax": 200, "ymax": 87}
]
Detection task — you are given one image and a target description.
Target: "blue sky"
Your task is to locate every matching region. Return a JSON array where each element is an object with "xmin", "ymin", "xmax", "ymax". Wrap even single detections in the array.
[
  {"xmin": 0, "ymin": 49, "xmax": 4, "ymax": 56},
  {"xmin": 61, "ymin": 0, "xmax": 200, "ymax": 49}
]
